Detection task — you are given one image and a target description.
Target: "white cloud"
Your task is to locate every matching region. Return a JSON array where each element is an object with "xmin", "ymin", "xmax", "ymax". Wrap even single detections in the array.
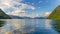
[
  {"xmin": 0, "ymin": 0, "xmax": 36, "ymax": 17},
  {"xmin": 0, "ymin": 0, "xmax": 22, "ymax": 11},
  {"xmin": 20, "ymin": 4, "xmax": 36, "ymax": 10},
  {"xmin": 11, "ymin": 3, "xmax": 36, "ymax": 17},
  {"xmin": 11, "ymin": 9, "xmax": 28, "ymax": 16},
  {"xmin": 45, "ymin": 12, "xmax": 51, "ymax": 17},
  {"xmin": 0, "ymin": 0, "xmax": 22, "ymax": 7}
]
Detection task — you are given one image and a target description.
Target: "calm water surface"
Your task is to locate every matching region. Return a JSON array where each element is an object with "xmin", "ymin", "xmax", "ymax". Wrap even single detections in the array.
[{"xmin": 0, "ymin": 19, "xmax": 59, "ymax": 34}]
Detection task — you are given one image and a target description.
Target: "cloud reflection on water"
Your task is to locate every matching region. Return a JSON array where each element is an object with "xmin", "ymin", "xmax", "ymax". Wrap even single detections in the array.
[{"xmin": 0, "ymin": 19, "xmax": 59, "ymax": 34}]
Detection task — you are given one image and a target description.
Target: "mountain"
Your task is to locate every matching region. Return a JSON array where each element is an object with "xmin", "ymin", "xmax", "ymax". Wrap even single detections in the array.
[
  {"xmin": 34, "ymin": 17, "xmax": 46, "ymax": 19},
  {"xmin": 9, "ymin": 15, "xmax": 47, "ymax": 19},
  {"xmin": 9, "ymin": 15, "xmax": 31, "ymax": 19},
  {"xmin": 47, "ymin": 5, "xmax": 60, "ymax": 20},
  {"xmin": 0, "ymin": 9, "xmax": 11, "ymax": 19},
  {"xmin": 9, "ymin": 15, "xmax": 25, "ymax": 19}
]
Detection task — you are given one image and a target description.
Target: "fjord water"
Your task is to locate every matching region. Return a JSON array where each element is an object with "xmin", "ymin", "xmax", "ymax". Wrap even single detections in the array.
[{"xmin": 0, "ymin": 19, "xmax": 59, "ymax": 34}]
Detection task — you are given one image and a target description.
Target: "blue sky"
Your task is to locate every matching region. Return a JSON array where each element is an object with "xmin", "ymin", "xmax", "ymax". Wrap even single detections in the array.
[
  {"xmin": 22, "ymin": 0, "xmax": 60, "ymax": 13},
  {"xmin": 0, "ymin": 0, "xmax": 60, "ymax": 17}
]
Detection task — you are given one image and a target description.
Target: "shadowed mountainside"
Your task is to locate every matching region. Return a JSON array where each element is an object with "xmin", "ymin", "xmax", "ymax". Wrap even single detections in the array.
[{"xmin": 0, "ymin": 9, "xmax": 11, "ymax": 19}]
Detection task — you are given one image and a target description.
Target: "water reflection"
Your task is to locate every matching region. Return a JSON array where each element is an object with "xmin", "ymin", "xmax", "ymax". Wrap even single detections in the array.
[
  {"xmin": 45, "ymin": 20, "xmax": 52, "ymax": 29},
  {"xmin": 0, "ymin": 19, "xmax": 59, "ymax": 34},
  {"xmin": 52, "ymin": 20, "xmax": 60, "ymax": 33},
  {"xmin": 0, "ymin": 20, "xmax": 5, "ymax": 27}
]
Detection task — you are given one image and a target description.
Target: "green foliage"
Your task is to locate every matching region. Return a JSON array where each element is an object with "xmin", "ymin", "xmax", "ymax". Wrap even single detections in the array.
[
  {"xmin": 47, "ymin": 5, "xmax": 60, "ymax": 20},
  {"xmin": 0, "ymin": 9, "xmax": 11, "ymax": 19}
]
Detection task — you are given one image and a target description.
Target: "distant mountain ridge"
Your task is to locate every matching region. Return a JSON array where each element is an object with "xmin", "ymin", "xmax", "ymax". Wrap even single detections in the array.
[
  {"xmin": 9, "ymin": 15, "xmax": 32, "ymax": 19},
  {"xmin": 0, "ymin": 9, "xmax": 11, "ymax": 19},
  {"xmin": 47, "ymin": 5, "xmax": 60, "ymax": 20},
  {"xmin": 34, "ymin": 17, "xmax": 46, "ymax": 19},
  {"xmin": 9, "ymin": 15, "xmax": 46, "ymax": 19},
  {"xmin": 0, "ymin": 9, "xmax": 46, "ymax": 19}
]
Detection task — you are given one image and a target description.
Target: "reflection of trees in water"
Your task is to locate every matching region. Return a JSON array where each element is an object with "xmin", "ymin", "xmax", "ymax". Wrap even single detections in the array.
[
  {"xmin": 0, "ymin": 20, "xmax": 5, "ymax": 27},
  {"xmin": 53, "ymin": 20, "xmax": 60, "ymax": 33}
]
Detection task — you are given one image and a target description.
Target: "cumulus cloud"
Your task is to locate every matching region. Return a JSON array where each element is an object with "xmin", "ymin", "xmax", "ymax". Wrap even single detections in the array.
[
  {"xmin": 20, "ymin": 4, "xmax": 36, "ymax": 10},
  {"xmin": 11, "ymin": 9, "xmax": 28, "ymax": 16},
  {"xmin": 11, "ymin": 4, "xmax": 36, "ymax": 17},
  {"xmin": 0, "ymin": 0, "xmax": 23, "ymax": 12},
  {"xmin": 11, "ymin": 10, "xmax": 40, "ymax": 18},
  {"xmin": 45, "ymin": 12, "xmax": 51, "ymax": 17},
  {"xmin": 0, "ymin": 0, "xmax": 36, "ymax": 17},
  {"xmin": 0, "ymin": 0, "xmax": 22, "ymax": 7}
]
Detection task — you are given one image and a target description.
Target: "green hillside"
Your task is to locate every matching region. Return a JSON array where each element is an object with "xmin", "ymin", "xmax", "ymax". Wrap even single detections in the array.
[
  {"xmin": 0, "ymin": 9, "xmax": 11, "ymax": 19},
  {"xmin": 47, "ymin": 5, "xmax": 60, "ymax": 20}
]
